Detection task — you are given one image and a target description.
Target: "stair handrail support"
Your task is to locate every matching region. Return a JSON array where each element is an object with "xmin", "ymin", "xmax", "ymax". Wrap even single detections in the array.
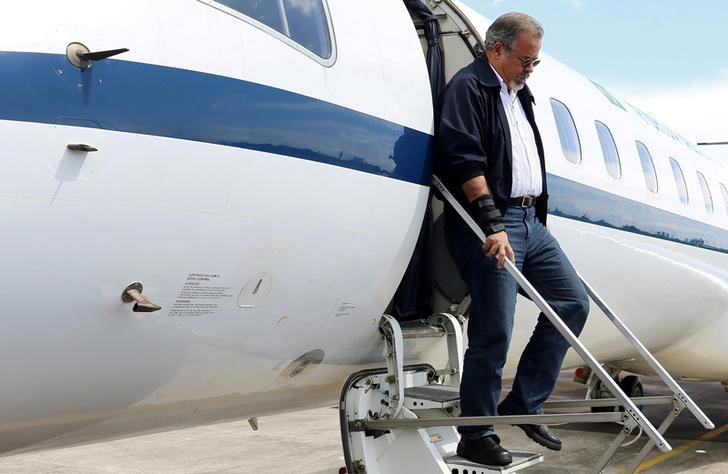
[
  {"xmin": 625, "ymin": 395, "xmax": 688, "ymax": 473},
  {"xmin": 379, "ymin": 314, "xmax": 405, "ymax": 419},
  {"xmin": 579, "ymin": 277, "xmax": 714, "ymax": 430},
  {"xmin": 592, "ymin": 414, "xmax": 639, "ymax": 474},
  {"xmin": 427, "ymin": 313, "xmax": 464, "ymax": 387}
]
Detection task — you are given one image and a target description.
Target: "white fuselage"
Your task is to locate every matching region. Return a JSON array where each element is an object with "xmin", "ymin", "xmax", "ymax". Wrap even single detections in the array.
[{"xmin": 0, "ymin": 0, "xmax": 726, "ymax": 455}]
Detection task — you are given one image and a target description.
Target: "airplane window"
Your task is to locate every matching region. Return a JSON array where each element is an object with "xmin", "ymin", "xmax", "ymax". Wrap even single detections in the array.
[
  {"xmin": 216, "ymin": 0, "xmax": 285, "ymax": 31},
  {"xmin": 550, "ymin": 98, "xmax": 582, "ymax": 164},
  {"xmin": 720, "ymin": 183, "xmax": 728, "ymax": 217},
  {"xmin": 284, "ymin": 0, "xmax": 331, "ymax": 58},
  {"xmin": 669, "ymin": 158, "xmax": 689, "ymax": 205},
  {"xmin": 696, "ymin": 171, "xmax": 714, "ymax": 213},
  {"xmin": 595, "ymin": 121, "xmax": 621, "ymax": 179},
  {"xmin": 211, "ymin": 0, "xmax": 332, "ymax": 59},
  {"xmin": 635, "ymin": 141, "xmax": 658, "ymax": 192}
]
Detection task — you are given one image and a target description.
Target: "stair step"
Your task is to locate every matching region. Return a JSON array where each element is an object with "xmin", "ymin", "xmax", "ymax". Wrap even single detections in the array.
[
  {"xmin": 404, "ymin": 385, "xmax": 674, "ymax": 412},
  {"xmin": 399, "ymin": 320, "xmax": 447, "ymax": 339},
  {"xmin": 544, "ymin": 395, "xmax": 674, "ymax": 409},
  {"xmin": 404, "ymin": 384, "xmax": 460, "ymax": 409},
  {"xmin": 445, "ymin": 451, "xmax": 543, "ymax": 473}
]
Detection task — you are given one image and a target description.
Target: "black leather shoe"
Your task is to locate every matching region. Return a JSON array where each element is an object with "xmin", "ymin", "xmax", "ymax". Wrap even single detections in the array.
[
  {"xmin": 516, "ymin": 423, "xmax": 562, "ymax": 451},
  {"xmin": 497, "ymin": 403, "xmax": 562, "ymax": 451},
  {"xmin": 456, "ymin": 434, "xmax": 512, "ymax": 466}
]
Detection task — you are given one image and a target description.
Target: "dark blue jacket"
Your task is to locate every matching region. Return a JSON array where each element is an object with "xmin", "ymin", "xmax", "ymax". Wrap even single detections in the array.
[{"xmin": 435, "ymin": 54, "xmax": 548, "ymax": 225}]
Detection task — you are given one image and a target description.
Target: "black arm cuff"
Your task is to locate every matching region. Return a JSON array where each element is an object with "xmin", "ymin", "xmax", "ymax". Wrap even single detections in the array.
[{"xmin": 469, "ymin": 194, "xmax": 505, "ymax": 236}]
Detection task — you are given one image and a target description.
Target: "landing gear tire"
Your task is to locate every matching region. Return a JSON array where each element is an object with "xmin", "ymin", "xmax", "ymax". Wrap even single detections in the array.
[
  {"xmin": 590, "ymin": 377, "xmax": 618, "ymax": 413},
  {"xmin": 590, "ymin": 374, "xmax": 644, "ymax": 413},
  {"xmin": 617, "ymin": 375, "xmax": 644, "ymax": 413}
]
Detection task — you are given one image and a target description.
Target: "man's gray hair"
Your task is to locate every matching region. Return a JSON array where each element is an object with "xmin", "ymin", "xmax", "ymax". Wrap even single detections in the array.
[{"xmin": 484, "ymin": 12, "xmax": 543, "ymax": 51}]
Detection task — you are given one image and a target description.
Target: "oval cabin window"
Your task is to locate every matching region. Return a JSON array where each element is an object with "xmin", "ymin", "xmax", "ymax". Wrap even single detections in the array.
[
  {"xmin": 669, "ymin": 158, "xmax": 689, "ymax": 205},
  {"xmin": 635, "ymin": 141, "xmax": 658, "ymax": 192},
  {"xmin": 550, "ymin": 98, "xmax": 582, "ymax": 164},
  {"xmin": 595, "ymin": 121, "xmax": 621, "ymax": 179},
  {"xmin": 696, "ymin": 171, "xmax": 714, "ymax": 213}
]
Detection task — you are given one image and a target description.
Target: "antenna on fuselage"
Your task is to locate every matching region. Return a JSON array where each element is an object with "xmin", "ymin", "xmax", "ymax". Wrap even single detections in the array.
[
  {"xmin": 66, "ymin": 42, "xmax": 129, "ymax": 70},
  {"xmin": 697, "ymin": 141, "xmax": 728, "ymax": 146}
]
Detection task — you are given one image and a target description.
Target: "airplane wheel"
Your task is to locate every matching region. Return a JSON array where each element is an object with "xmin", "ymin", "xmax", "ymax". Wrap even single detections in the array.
[
  {"xmin": 590, "ymin": 377, "xmax": 619, "ymax": 413},
  {"xmin": 617, "ymin": 375, "xmax": 644, "ymax": 413},
  {"xmin": 590, "ymin": 375, "xmax": 644, "ymax": 413}
]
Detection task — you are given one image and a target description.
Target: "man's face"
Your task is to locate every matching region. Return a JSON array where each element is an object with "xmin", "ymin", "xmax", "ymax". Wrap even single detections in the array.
[{"xmin": 494, "ymin": 32, "xmax": 541, "ymax": 91}]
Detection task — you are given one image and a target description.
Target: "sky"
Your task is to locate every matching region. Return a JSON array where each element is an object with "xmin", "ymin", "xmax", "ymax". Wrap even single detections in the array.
[{"xmin": 462, "ymin": 0, "xmax": 728, "ymax": 163}]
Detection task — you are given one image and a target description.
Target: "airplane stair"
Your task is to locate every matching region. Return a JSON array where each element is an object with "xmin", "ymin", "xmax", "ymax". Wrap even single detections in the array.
[{"xmin": 337, "ymin": 176, "xmax": 715, "ymax": 474}]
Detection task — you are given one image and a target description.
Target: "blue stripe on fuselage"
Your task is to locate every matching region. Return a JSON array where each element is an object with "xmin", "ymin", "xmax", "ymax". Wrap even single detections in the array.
[
  {"xmin": 0, "ymin": 52, "xmax": 433, "ymax": 185},
  {"xmin": 1, "ymin": 52, "xmax": 725, "ymax": 254},
  {"xmin": 548, "ymin": 174, "xmax": 728, "ymax": 254}
]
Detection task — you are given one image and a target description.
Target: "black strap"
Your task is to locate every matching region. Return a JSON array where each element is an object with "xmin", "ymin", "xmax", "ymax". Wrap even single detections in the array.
[{"xmin": 470, "ymin": 195, "xmax": 505, "ymax": 236}]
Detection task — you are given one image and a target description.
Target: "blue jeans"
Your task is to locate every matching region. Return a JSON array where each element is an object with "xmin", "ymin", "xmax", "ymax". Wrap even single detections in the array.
[{"xmin": 445, "ymin": 206, "xmax": 589, "ymax": 440}]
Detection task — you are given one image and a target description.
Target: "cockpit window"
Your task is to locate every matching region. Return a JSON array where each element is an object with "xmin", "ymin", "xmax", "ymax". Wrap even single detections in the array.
[
  {"xmin": 669, "ymin": 158, "xmax": 689, "ymax": 205},
  {"xmin": 205, "ymin": 0, "xmax": 333, "ymax": 60},
  {"xmin": 696, "ymin": 171, "xmax": 714, "ymax": 213},
  {"xmin": 550, "ymin": 98, "xmax": 582, "ymax": 164}
]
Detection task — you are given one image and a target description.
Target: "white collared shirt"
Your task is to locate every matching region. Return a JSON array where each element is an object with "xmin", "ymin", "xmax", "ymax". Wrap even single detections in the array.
[{"xmin": 490, "ymin": 65, "xmax": 543, "ymax": 197}]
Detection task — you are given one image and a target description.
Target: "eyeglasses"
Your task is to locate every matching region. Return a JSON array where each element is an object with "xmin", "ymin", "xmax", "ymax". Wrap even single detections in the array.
[
  {"xmin": 515, "ymin": 55, "xmax": 540, "ymax": 68},
  {"xmin": 498, "ymin": 43, "xmax": 541, "ymax": 68}
]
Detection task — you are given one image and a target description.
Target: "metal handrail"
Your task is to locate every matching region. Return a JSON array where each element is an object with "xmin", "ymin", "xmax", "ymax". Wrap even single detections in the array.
[
  {"xmin": 579, "ymin": 276, "xmax": 714, "ymax": 429},
  {"xmin": 431, "ymin": 175, "xmax": 674, "ymax": 452}
]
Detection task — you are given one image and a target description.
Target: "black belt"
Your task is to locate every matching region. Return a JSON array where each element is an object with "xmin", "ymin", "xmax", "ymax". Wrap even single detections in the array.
[{"xmin": 509, "ymin": 195, "xmax": 537, "ymax": 208}]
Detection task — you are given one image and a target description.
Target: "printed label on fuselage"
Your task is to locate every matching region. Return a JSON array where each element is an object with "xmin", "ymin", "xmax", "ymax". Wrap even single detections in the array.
[{"xmin": 170, "ymin": 273, "xmax": 234, "ymax": 317}]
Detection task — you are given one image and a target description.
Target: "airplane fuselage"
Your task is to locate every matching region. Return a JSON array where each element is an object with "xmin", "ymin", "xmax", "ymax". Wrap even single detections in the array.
[{"xmin": 0, "ymin": 0, "xmax": 726, "ymax": 455}]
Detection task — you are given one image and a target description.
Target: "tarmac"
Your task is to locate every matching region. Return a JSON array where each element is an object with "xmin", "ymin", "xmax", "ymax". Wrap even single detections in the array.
[{"xmin": 0, "ymin": 373, "xmax": 726, "ymax": 473}]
